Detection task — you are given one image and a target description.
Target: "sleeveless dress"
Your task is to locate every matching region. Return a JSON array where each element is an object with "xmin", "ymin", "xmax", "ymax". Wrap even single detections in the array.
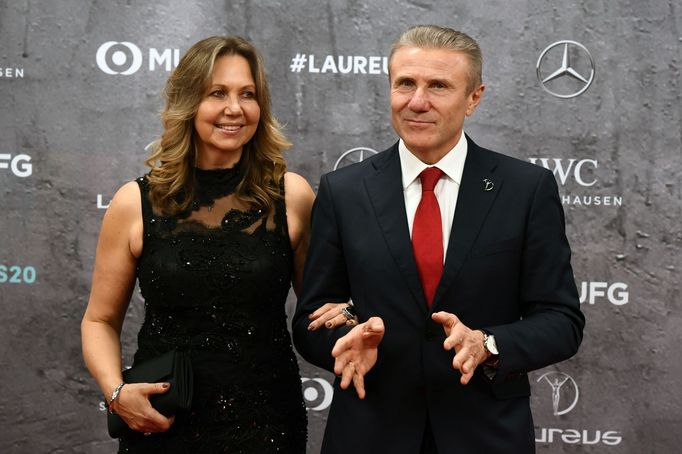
[{"xmin": 119, "ymin": 164, "xmax": 307, "ymax": 453}]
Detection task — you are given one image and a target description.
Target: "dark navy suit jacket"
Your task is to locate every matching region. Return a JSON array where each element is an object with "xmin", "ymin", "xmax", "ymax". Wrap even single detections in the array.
[{"xmin": 293, "ymin": 136, "xmax": 585, "ymax": 454}]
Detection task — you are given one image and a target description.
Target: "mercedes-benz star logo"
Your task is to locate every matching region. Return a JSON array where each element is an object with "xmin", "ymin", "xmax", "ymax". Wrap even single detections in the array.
[
  {"xmin": 537, "ymin": 371, "xmax": 580, "ymax": 416},
  {"xmin": 536, "ymin": 40, "xmax": 595, "ymax": 98},
  {"xmin": 333, "ymin": 147, "xmax": 378, "ymax": 171}
]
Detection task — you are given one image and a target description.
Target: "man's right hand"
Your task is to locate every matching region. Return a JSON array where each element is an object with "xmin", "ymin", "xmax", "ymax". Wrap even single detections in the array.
[
  {"xmin": 331, "ymin": 317, "xmax": 385, "ymax": 399},
  {"xmin": 110, "ymin": 382, "xmax": 174, "ymax": 434}
]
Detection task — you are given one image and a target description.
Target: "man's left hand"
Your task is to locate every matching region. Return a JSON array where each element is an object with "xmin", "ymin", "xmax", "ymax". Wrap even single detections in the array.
[{"xmin": 432, "ymin": 311, "xmax": 488, "ymax": 385}]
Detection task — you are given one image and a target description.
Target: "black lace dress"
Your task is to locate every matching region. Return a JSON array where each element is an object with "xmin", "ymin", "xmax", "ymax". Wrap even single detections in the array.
[{"xmin": 119, "ymin": 165, "xmax": 307, "ymax": 453}]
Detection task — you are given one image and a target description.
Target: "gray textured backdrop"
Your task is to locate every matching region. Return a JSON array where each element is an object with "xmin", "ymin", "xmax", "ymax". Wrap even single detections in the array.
[{"xmin": 1, "ymin": 1, "xmax": 680, "ymax": 453}]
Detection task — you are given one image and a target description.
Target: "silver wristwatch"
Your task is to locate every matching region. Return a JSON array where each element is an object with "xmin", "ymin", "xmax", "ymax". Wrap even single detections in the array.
[{"xmin": 482, "ymin": 331, "xmax": 499, "ymax": 356}]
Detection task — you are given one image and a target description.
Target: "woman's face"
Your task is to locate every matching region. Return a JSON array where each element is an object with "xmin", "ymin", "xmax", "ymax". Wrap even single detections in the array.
[{"xmin": 194, "ymin": 54, "xmax": 260, "ymax": 167}]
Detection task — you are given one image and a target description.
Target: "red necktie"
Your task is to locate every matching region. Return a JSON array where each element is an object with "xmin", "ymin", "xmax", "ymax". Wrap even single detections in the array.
[{"xmin": 412, "ymin": 167, "xmax": 444, "ymax": 307}]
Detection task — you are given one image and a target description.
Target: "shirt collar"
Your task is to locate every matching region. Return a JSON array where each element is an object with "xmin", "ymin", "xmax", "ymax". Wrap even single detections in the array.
[{"xmin": 399, "ymin": 130, "xmax": 468, "ymax": 190}]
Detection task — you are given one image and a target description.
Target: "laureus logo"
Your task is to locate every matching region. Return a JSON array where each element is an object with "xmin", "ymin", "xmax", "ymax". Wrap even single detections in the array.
[
  {"xmin": 537, "ymin": 371, "xmax": 579, "ymax": 416},
  {"xmin": 333, "ymin": 147, "xmax": 378, "ymax": 171},
  {"xmin": 536, "ymin": 40, "xmax": 595, "ymax": 98}
]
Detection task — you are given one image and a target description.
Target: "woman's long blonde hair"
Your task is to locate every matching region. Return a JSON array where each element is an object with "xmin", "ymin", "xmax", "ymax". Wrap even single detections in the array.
[{"xmin": 145, "ymin": 36, "xmax": 290, "ymax": 215}]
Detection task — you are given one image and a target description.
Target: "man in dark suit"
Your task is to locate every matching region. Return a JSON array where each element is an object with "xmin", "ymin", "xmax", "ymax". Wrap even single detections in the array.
[{"xmin": 293, "ymin": 24, "xmax": 584, "ymax": 453}]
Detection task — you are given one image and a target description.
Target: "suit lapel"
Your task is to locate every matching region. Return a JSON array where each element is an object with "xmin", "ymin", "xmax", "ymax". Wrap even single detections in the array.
[
  {"xmin": 432, "ymin": 137, "xmax": 503, "ymax": 309},
  {"xmin": 364, "ymin": 144, "xmax": 428, "ymax": 313}
]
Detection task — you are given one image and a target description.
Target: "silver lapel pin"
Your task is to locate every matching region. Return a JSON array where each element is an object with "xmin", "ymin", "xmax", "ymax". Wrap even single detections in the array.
[{"xmin": 483, "ymin": 178, "xmax": 494, "ymax": 191}]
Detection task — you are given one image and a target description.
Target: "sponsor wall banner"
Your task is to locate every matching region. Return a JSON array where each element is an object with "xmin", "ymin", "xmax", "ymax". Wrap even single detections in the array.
[{"xmin": 0, "ymin": 2, "xmax": 679, "ymax": 453}]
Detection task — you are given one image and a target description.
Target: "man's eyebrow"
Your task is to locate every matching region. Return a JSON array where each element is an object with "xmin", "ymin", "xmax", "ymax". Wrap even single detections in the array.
[
  {"xmin": 426, "ymin": 78, "xmax": 451, "ymax": 86},
  {"xmin": 392, "ymin": 75, "xmax": 414, "ymax": 84}
]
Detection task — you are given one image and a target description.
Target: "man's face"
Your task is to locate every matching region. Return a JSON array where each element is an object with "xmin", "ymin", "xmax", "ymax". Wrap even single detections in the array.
[{"xmin": 389, "ymin": 46, "xmax": 484, "ymax": 162}]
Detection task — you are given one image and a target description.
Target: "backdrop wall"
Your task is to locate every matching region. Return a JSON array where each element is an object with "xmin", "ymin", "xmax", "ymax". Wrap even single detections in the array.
[{"xmin": 1, "ymin": 1, "xmax": 680, "ymax": 452}]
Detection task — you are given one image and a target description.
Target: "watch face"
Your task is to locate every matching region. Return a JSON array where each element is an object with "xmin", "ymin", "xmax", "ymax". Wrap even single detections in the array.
[{"xmin": 486, "ymin": 335, "xmax": 499, "ymax": 355}]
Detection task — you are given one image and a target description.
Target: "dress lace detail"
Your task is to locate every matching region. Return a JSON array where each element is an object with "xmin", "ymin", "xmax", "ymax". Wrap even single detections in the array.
[
  {"xmin": 187, "ymin": 163, "xmax": 244, "ymax": 212},
  {"xmin": 120, "ymin": 168, "xmax": 306, "ymax": 453}
]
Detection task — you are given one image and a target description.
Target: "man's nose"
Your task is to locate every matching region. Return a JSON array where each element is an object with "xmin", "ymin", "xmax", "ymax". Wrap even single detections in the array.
[{"xmin": 407, "ymin": 87, "xmax": 430, "ymax": 112}]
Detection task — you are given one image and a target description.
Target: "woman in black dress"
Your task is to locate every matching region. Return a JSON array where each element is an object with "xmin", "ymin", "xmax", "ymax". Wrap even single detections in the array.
[{"xmin": 81, "ymin": 36, "xmax": 351, "ymax": 453}]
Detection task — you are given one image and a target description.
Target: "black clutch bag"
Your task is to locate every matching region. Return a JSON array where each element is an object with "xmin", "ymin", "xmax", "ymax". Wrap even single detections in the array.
[{"xmin": 107, "ymin": 349, "xmax": 193, "ymax": 438}]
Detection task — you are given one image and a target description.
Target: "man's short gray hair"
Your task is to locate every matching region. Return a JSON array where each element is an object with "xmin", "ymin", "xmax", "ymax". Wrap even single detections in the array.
[{"xmin": 389, "ymin": 24, "xmax": 483, "ymax": 93}]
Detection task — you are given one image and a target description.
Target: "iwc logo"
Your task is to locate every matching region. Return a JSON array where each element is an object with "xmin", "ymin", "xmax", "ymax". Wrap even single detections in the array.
[
  {"xmin": 537, "ymin": 371, "xmax": 579, "ymax": 416},
  {"xmin": 536, "ymin": 40, "xmax": 595, "ymax": 98},
  {"xmin": 333, "ymin": 147, "xmax": 378, "ymax": 171}
]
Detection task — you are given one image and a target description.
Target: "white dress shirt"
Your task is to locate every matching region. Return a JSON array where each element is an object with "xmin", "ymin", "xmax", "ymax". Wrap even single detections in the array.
[{"xmin": 399, "ymin": 131, "xmax": 468, "ymax": 262}]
